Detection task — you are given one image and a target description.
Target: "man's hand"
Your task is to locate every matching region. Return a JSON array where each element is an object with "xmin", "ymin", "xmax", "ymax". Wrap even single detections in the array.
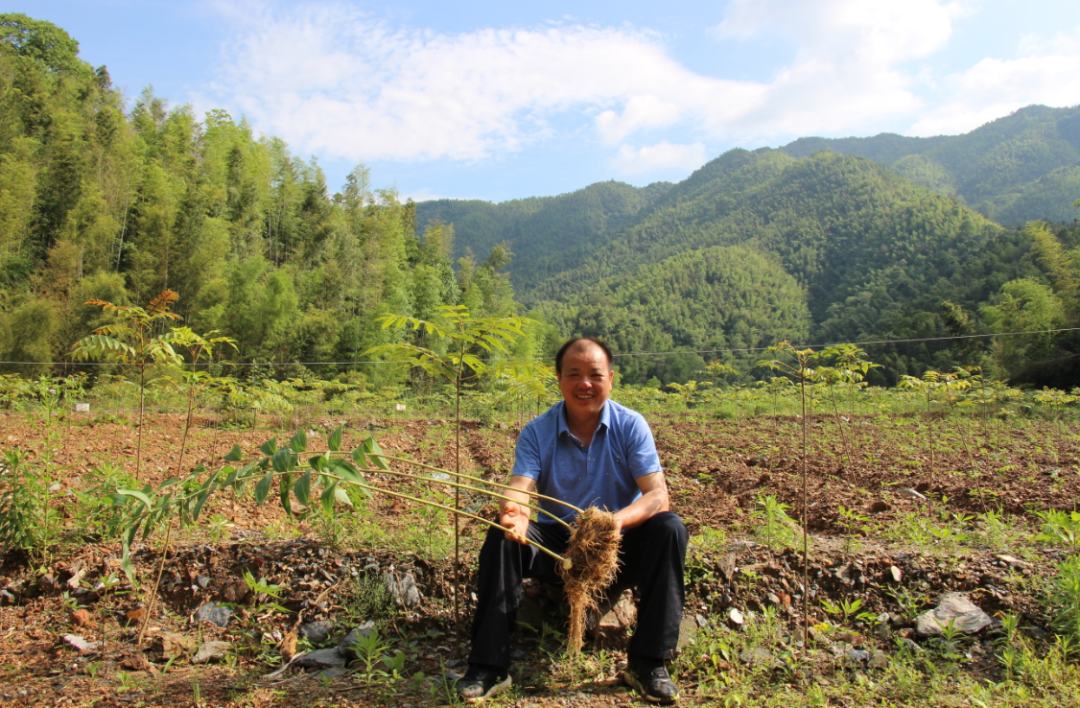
[
  {"xmin": 500, "ymin": 474, "xmax": 537, "ymax": 545},
  {"xmin": 500, "ymin": 502, "xmax": 530, "ymax": 545}
]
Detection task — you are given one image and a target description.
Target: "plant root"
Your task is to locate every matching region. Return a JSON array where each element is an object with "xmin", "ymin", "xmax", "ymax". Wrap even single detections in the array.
[{"xmin": 558, "ymin": 507, "xmax": 621, "ymax": 653}]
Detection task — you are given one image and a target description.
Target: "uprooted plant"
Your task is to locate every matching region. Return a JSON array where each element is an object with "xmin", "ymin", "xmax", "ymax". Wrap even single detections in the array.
[{"xmin": 99, "ymin": 424, "xmax": 620, "ymax": 655}]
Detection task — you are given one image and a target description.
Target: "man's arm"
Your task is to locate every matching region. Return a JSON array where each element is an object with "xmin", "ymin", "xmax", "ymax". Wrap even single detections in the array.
[
  {"xmin": 500, "ymin": 474, "xmax": 536, "ymax": 545},
  {"xmin": 612, "ymin": 471, "xmax": 670, "ymax": 532}
]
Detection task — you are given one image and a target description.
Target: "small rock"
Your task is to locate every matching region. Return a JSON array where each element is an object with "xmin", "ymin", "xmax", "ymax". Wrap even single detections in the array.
[
  {"xmin": 158, "ymin": 632, "xmax": 196, "ymax": 660},
  {"xmin": 222, "ymin": 581, "xmax": 250, "ymax": 604},
  {"xmin": 196, "ymin": 575, "xmax": 211, "ymax": 589},
  {"xmin": 996, "ymin": 555, "xmax": 1028, "ymax": 568},
  {"xmin": 70, "ymin": 609, "xmax": 95, "ymax": 628},
  {"xmin": 874, "ymin": 622, "xmax": 891, "ymax": 641},
  {"xmin": 193, "ymin": 602, "xmax": 232, "ymax": 628},
  {"xmin": 739, "ymin": 647, "xmax": 775, "ymax": 667},
  {"xmin": 888, "ymin": 566, "xmax": 902, "ymax": 584},
  {"xmin": 300, "ymin": 621, "xmax": 333, "ymax": 645},
  {"xmin": 808, "ymin": 626, "xmax": 831, "ymax": 645},
  {"xmin": 63, "ymin": 635, "xmax": 101, "ymax": 653},
  {"xmin": 897, "ymin": 637, "xmax": 922, "ymax": 653},
  {"xmin": 677, "ymin": 615, "xmax": 698, "ymax": 649},
  {"xmin": 509, "ymin": 649, "xmax": 527, "ymax": 662},
  {"xmin": 314, "ymin": 667, "xmax": 349, "ymax": 679},
  {"xmin": 384, "ymin": 571, "xmax": 422, "ymax": 608},
  {"xmin": 293, "ymin": 648, "xmax": 347, "ymax": 669},
  {"xmin": 598, "ymin": 590, "xmax": 637, "ymax": 631},
  {"xmin": 193, "ymin": 641, "xmax": 232, "ymax": 664},
  {"xmin": 695, "ymin": 613, "xmax": 708, "ymax": 629},
  {"xmin": 766, "ymin": 593, "xmax": 781, "ymax": 606},
  {"xmin": 728, "ymin": 608, "xmax": 745, "ymax": 626},
  {"xmin": 338, "ymin": 621, "xmax": 376, "ymax": 658},
  {"xmin": 899, "ymin": 488, "xmax": 927, "ymax": 501},
  {"xmin": 916, "ymin": 593, "xmax": 992, "ymax": 637},
  {"xmin": 868, "ymin": 650, "xmax": 890, "ymax": 670},
  {"xmin": 843, "ymin": 649, "xmax": 870, "ymax": 668}
]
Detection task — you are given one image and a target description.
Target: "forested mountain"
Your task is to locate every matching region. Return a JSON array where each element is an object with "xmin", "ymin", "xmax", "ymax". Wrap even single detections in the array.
[
  {"xmin": 0, "ymin": 14, "xmax": 536, "ymax": 383},
  {"xmin": 2, "ymin": 14, "xmax": 1077, "ymax": 389},
  {"xmin": 420, "ymin": 139, "xmax": 1080, "ymax": 385},
  {"xmin": 779, "ymin": 104, "xmax": 1080, "ymax": 225},
  {"xmin": 415, "ymin": 180, "xmax": 672, "ymax": 293}
]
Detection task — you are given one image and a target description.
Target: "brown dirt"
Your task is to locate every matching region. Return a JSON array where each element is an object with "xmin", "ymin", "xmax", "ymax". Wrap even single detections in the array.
[{"xmin": 0, "ymin": 410, "xmax": 1075, "ymax": 706}]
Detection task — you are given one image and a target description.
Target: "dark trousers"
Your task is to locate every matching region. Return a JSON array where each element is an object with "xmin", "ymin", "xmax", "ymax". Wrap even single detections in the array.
[{"xmin": 468, "ymin": 511, "xmax": 688, "ymax": 669}]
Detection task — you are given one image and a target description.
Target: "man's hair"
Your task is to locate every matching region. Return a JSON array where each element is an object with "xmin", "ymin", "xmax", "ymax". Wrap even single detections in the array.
[{"xmin": 555, "ymin": 337, "xmax": 614, "ymax": 374}]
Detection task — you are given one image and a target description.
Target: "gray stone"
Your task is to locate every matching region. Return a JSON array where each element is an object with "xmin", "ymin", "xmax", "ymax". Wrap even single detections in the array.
[
  {"xmin": 844, "ymin": 649, "xmax": 870, "ymax": 668},
  {"xmin": 194, "ymin": 602, "xmax": 231, "ymax": 628},
  {"xmin": 739, "ymin": 647, "xmax": 776, "ymax": 667},
  {"xmin": 916, "ymin": 593, "xmax": 992, "ymax": 637},
  {"xmin": 384, "ymin": 571, "xmax": 422, "ymax": 608},
  {"xmin": 677, "ymin": 615, "xmax": 698, "ymax": 649},
  {"xmin": 695, "ymin": 613, "xmax": 708, "ymax": 629},
  {"xmin": 63, "ymin": 635, "xmax": 101, "ymax": 653},
  {"xmin": 868, "ymin": 650, "xmax": 890, "ymax": 670},
  {"xmin": 598, "ymin": 590, "xmax": 636, "ymax": 631},
  {"xmin": 196, "ymin": 574, "xmax": 211, "ymax": 589},
  {"xmin": 897, "ymin": 638, "xmax": 922, "ymax": 653},
  {"xmin": 728, "ymin": 607, "xmax": 745, "ymax": 626},
  {"xmin": 314, "ymin": 668, "xmax": 349, "ymax": 679},
  {"xmin": 338, "ymin": 621, "xmax": 376, "ymax": 658},
  {"xmin": 192, "ymin": 641, "xmax": 232, "ymax": 664},
  {"xmin": 766, "ymin": 593, "xmax": 781, "ymax": 606},
  {"xmin": 294, "ymin": 648, "xmax": 347, "ymax": 669},
  {"xmin": 300, "ymin": 621, "xmax": 333, "ymax": 645}
]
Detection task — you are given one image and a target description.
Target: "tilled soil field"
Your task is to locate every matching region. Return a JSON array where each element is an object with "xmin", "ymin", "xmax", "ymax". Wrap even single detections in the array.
[{"xmin": 0, "ymin": 410, "xmax": 1077, "ymax": 707}]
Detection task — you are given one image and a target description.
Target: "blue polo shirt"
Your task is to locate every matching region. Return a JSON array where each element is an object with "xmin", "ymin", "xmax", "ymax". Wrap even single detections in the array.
[{"xmin": 512, "ymin": 399, "xmax": 662, "ymax": 525}]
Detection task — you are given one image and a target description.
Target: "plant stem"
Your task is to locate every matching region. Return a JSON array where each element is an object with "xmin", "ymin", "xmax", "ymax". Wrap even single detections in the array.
[
  {"xmin": 355, "ymin": 467, "xmax": 573, "ymax": 529},
  {"xmin": 361, "ymin": 453, "xmax": 584, "ymax": 513}
]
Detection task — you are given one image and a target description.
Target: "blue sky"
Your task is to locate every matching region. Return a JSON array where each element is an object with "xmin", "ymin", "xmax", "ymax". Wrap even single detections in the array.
[{"xmin": 24, "ymin": 0, "xmax": 1080, "ymax": 202}]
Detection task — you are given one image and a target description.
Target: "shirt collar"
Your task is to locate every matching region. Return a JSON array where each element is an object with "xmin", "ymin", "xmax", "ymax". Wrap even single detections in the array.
[{"xmin": 556, "ymin": 400, "xmax": 611, "ymax": 437}]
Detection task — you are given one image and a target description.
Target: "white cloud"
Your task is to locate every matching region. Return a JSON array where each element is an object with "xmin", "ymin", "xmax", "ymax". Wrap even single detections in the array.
[
  {"xmin": 612, "ymin": 142, "xmax": 707, "ymax": 174},
  {"xmin": 910, "ymin": 31, "xmax": 1080, "ymax": 136},
  {"xmin": 205, "ymin": 0, "xmax": 1079, "ymax": 175},
  {"xmin": 709, "ymin": 0, "xmax": 965, "ymax": 137},
  {"xmin": 208, "ymin": 1, "xmax": 756, "ymax": 162}
]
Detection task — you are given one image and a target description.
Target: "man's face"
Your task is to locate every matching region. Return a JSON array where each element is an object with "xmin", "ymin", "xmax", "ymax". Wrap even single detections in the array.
[{"xmin": 557, "ymin": 343, "xmax": 613, "ymax": 420}]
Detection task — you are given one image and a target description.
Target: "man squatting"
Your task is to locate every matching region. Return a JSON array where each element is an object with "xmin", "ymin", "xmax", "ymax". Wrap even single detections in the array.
[{"xmin": 457, "ymin": 337, "xmax": 689, "ymax": 704}]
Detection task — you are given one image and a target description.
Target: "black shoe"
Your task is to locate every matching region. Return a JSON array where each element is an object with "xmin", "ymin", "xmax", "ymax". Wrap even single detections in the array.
[
  {"xmin": 624, "ymin": 655, "xmax": 679, "ymax": 704},
  {"xmin": 455, "ymin": 663, "xmax": 512, "ymax": 703}
]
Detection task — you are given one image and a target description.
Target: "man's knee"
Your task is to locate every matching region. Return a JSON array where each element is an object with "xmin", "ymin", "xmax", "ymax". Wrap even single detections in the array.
[{"xmin": 643, "ymin": 511, "xmax": 688, "ymax": 545}]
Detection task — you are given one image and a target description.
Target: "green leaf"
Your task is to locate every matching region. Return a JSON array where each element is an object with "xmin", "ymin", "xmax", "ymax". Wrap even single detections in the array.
[
  {"xmin": 224, "ymin": 445, "xmax": 243, "ymax": 462},
  {"xmin": 259, "ymin": 437, "xmax": 278, "ymax": 456},
  {"xmin": 294, "ymin": 471, "xmax": 312, "ymax": 507},
  {"xmin": 331, "ymin": 459, "xmax": 363, "ymax": 484},
  {"xmin": 272, "ymin": 447, "xmax": 294, "ymax": 473},
  {"xmin": 320, "ymin": 482, "xmax": 337, "ymax": 516},
  {"xmin": 254, "ymin": 471, "xmax": 274, "ymax": 505},
  {"xmin": 280, "ymin": 474, "xmax": 293, "ymax": 518},
  {"xmin": 308, "ymin": 454, "xmax": 330, "ymax": 473},
  {"xmin": 222, "ymin": 466, "xmax": 239, "ymax": 487},
  {"xmin": 192, "ymin": 489, "xmax": 211, "ymax": 521},
  {"xmin": 328, "ymin": 425, "xmax": 344, "ymax": 452},
  {"xmin": 334, "ymin": 486, "xmax": 353, "ymax": 507},
  {"xmin": 289, "ymin": 429, "xmax": 308, "ymax": 454},
  {"xmin": 364, "ymin": 436, "xmax": 389, "ymax": 471},
  {"xmin": 350, "ymin": 445, "xmax": 367, "ymax": 468},
  {"xmin": 115, "ymin": 488, "xmax": 153, "ymax": 511}
]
